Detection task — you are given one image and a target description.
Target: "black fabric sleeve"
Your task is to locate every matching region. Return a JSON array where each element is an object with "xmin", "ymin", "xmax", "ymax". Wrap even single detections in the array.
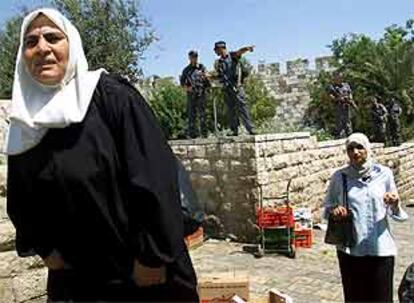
[
  {"xmin": 180, "ymin": 66, "xmax": 189, "ymax": 87},
  {"xmin": 101, "ymin": 76, "xmax": 185, "ymax": 267},
  {"xmin": 7, "ymin": 158, "xmax": 52, "ymax": 259},
  {"xmin": 230, "ymin": 51, "xmax": 241, "ymax": 62}
]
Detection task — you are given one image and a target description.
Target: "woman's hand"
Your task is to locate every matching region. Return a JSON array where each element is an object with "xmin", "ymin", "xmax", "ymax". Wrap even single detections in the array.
[
  {"xmin": 331, "ymin": 206, "xmax": 348, "ymax": 220},
  {"xmin": 43, "ymin": 250, "xmax": 66, "ymax": 270},
  {"xmin": 132, "ymin": 259, "xmax": 166, "ymax": 287},
  {"xmin": 384, "ymin": 192, "xmax": 399, "ymax": 209}
]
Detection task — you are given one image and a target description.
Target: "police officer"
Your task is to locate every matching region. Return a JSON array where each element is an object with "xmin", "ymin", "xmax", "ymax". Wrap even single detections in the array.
[
  {"xmin": 213, "ymin": 41, "xmax": 255, "ymax": 136},
  {"xmin": 180, "ymin": 50, "xmax": 210, "ymax": 138},
  {"xmin": 328, "ymin": 72, "xmax": 357, "ymax": 138},
  {"xmin": 387, "ymin": 97, "xmax": 403, "ymax": 146},
  {"xmin": 370, "ymin": 96, "xmax": 388, "ymax": 143}
]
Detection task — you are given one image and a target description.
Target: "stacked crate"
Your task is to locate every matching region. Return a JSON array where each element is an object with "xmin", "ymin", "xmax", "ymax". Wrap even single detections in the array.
[
  {"xmin": 256, "ymin": 206, "xmax": 295, "ymax": 251},
  {"xmin": 293, "ymin": 208, "xmax": 313, "ymax": 248}
]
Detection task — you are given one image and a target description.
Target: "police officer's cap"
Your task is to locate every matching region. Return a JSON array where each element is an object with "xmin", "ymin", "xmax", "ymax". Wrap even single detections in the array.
[
  {"xmin": 188, "ymin": 50, "xmax": 198, "ymax": 57},
  {"xmin": 214, "ymin": 41, "xmax": 226, "ymax": 50}
]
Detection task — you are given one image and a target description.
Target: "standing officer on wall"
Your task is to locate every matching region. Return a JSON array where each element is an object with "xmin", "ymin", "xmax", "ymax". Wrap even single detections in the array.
[
  {"xmin": 213, "ymin": 41, "xmax": 255, "ymax": 136},
  {"xmin": 180, "ymin": 50, "xmax": 210, "ymax": 138},
  {"xmin": 328, "ymin": 72, "xmax": 357, "ymax": 138},
  {"xmin": 387, "ymin": 97, "xmax": 403, "ymax": 146},
  {"xmin": 370, "ymin": 96, "xmax": 388, "ymax": 143}
]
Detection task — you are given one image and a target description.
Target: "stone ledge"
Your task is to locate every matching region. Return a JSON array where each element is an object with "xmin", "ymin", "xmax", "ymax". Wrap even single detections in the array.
[{"xmin": 169, "ymin": 132, "xmax": 312, "ymax": 146}]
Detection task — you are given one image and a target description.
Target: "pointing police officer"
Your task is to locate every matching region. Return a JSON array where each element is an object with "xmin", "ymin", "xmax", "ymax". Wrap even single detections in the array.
[{"xmin": 213, "ymin": 41, "xmax": 255, "ymax": 136}]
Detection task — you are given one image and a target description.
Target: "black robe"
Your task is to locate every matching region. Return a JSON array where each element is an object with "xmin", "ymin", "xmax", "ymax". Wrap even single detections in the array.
[{"xmin": 7, "ymin": 74, "xmax": 198, "ymax": 302}]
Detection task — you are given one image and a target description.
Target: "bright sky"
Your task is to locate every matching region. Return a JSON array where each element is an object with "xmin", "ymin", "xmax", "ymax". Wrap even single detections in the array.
[{"xmin": 1, "ymin": 0, "xmax": 413, "ymax": 78}]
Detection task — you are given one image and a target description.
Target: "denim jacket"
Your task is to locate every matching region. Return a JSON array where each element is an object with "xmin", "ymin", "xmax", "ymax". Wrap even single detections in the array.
[{"xmin": 324, "ymin": 164, "xmax": 409, "ymax": 256}]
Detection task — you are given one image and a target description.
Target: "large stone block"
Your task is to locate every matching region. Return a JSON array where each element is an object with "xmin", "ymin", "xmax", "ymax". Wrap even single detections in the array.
[
  {"xmin": 240, "ymin": 143, "xmax": 257, "ymax": 158},
  {"xmin": 219, "ymin": 143, "xmax": 241, "ymax": 158},
  {"xmin": 191, "ymin": 159, "xmax": 210, "ymax": 172},
  {"xmin": 171, "ymin": 145, "xmax": 187, "ymax": 158},
  {"xmin": 0, "ymin": 278, "xmax": 15, "ymax": 303},
  {"xmin": 229, "ymin": 160, "xmax": 249, "ymax": 175},
  {"xmin": 213, "ymin": 160, "xmax": 228, "ymax": 172},
  {"xmin": 11, "ymin": 268, "xmax": 47, "ymax": 303},
  {"xmin": 198, "ymin": 175, "xmax": 217, "ymax": 188},
  {"xmin": 188, "ymin": 145, "xmax": 206, "ymax": 159},
  {"xmin": 0, "ymin": 251, "xmax": 43, "ymax": 278},
  {"xmin": 205, "ymin": 144, "xmax": 219, "ymax": 158},
  {"xmin": 0, "ymin": 220, "xmax": 15, "ymax": 252}
]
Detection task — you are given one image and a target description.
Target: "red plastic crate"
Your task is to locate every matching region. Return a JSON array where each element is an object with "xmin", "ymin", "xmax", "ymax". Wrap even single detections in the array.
[
  {"xmin": 184, "ymin": 227, "xmax": 204, "ymax": 250},
  {"xmin": 294, "ymin": 229, "xmax": 313, "ymax": 248},
  {"xmin": 256, "ymin": 206, "xmax": 295, "ymax": 228}
]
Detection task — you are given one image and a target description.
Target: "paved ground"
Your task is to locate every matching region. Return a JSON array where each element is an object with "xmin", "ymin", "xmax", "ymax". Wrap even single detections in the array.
[{"xmin": 190, "ymin": 206, "xmax": 414, "ymax": 303}]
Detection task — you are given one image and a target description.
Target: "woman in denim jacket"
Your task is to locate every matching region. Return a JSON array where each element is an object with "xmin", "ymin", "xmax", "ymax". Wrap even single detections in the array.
[{"xmin": 324, "ymin": 133, "xmax": 408, "ymax": 302}]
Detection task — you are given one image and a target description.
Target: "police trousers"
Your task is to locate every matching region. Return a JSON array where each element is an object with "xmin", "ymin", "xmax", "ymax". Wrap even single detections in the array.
[
  {"xmin": 187, "ymin": 92, "xmax": 207, "ymax": 138},
  {"xmin": 224, "ymin": 87, "xmax": 254, "ymax": 135}
]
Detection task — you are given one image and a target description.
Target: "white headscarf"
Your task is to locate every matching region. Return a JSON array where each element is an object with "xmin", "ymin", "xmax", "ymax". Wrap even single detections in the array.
[
  {"xmin": 343, "ymin": 133, "xmax": 374, "ymax": 179},
  {"xmin": 3, "ymin": 8, "xmax": 105, "ymax": 155}
]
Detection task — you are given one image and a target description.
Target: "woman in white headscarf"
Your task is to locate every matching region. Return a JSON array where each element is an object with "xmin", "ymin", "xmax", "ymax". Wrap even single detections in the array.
[
  {"xmin": 6, "ymin": 8, "xmax": 198, "ymax": 302},
  {"xmin": 324, "ymin": 133, "xmax": 408, "ymax": 303}
]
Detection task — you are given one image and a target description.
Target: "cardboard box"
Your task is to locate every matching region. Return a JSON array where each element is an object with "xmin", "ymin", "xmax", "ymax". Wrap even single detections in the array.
[
  {"xmin": 293, "ymin": 208, "xmax": 313, "ymax": 230},
  {"xmin": 230, "ymin": 295, "xmax": 247, "ymax": 303},
  {"xmin": 198, "ymin": 272, "xmax": 249, "ymax": 303},
  {"xmin": 269, "ymin": 288, "xmax": 293, "ymax": 303}
]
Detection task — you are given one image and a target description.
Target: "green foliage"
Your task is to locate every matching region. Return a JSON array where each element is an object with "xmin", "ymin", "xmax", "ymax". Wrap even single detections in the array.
[
  {"xmin": 306, "ymin": 70, "xmax": 337, "ymax": 133},
  {"xmin": 147, "ymin": 79, "xmax": 187, "ymax": 139},
  {"xmin": 0, "ymin": 0, "xmax": 156, "ymax": 98},
  {"xmin": 245, "ymin": 75, "xmax": 278, "ymax": 125},
  {"xmin": 0, "ymin": 15, "xmax": 24, "ymax": 98},
  {"xmin": 52, "ymin": 0, "xmax": 157, "ymax": 82},
  {"xmin": 307, "ymin": 20, "xmax": 414, "ymax": 140}
]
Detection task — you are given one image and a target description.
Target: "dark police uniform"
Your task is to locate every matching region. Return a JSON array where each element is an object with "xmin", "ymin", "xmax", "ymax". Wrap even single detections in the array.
[
  {"xmin": 180, "ymin": 63, "xmax": 209, "ymax": 138},
  {"xmin": 371, "ymin": 101, "xmax": 388, "ymax": 143},
  {"xmin": 215, "ymin": 50, "xmax": 254, "ymax": 136},
  {"xmin": 387, "ymin": 99, "xmax": 403, "ymax": 146},
  {"xmin": 328, "ymin": 82, "xmax": 353, "ymax": 138}
]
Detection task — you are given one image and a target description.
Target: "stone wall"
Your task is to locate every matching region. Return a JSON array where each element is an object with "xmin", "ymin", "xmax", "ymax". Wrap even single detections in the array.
[
  {"xmin": 171, "ymin": 133, "xmax": 414, "ymax": 242},
  {"xmin": 171, "ymin": 136, "xmax": 260, "ymax": 240},
  {"xmin": 255, "ymin": 56, "xmax": 334, "ymax": 128}
]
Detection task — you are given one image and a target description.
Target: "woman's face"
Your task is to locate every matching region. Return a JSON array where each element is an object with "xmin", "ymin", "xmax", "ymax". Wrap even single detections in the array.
[
  {"xmin": 347, "ymin": 143, "xmax": 368, "ymax": 167},
  {"xmin": 23, "ymin": 14, "xmax": 69, "ymax": 85}
]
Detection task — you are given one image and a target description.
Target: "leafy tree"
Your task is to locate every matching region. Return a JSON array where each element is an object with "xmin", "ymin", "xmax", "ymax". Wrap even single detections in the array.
[
  {"xmin": 0, "ymin": 15, "xmax": 24, "ymax": 98},
  {"xmin": 52, "ymin": 0, "xmax": 156, "ymax": 82},
  {"xmin": 147, "ymin": 78, "xmax": 187, "ymax": 139},
  {"xmin": 307, "ymin": 20, "xmax": 414, "ymax": 140},
  {"xmin": 0, "ymin": 0, "xmax": 156, "ymax": 98},
  {"xmin": 245, "ymin": 75, "xmax": 277, "ymax": 125}
]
